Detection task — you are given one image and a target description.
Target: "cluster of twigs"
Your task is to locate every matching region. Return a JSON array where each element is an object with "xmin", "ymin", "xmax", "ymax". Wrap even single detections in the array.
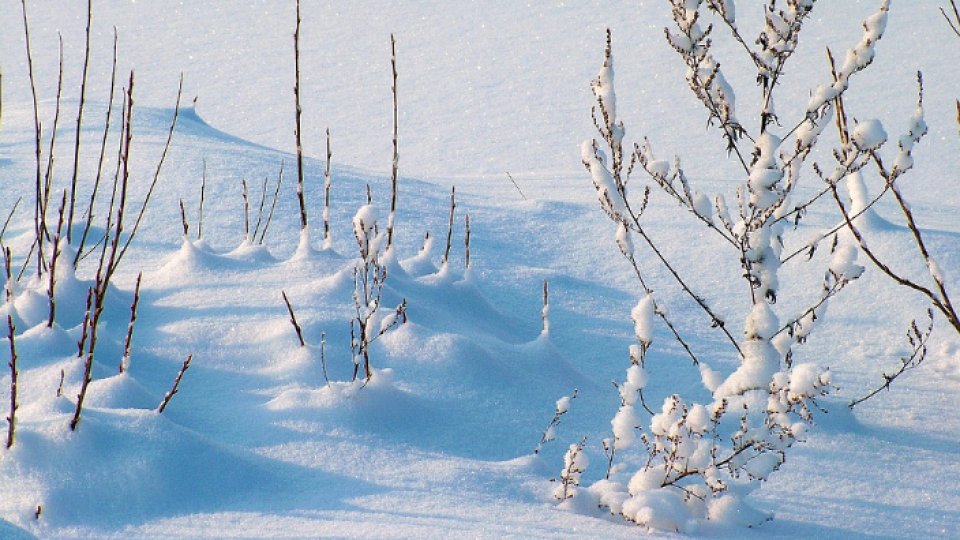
[{"xmin": 4, "ymin": 0, "xmax": 188, "ymax": 437}]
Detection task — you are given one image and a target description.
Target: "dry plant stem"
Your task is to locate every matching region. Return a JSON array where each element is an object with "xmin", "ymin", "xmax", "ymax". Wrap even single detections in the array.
[
  {"xmin": 464, "ymin": 213, "xmax": 471, "ymax": 269},
  {"xmin": 67, "ymin": 0, "xmax": 93, "ymax": 242},
  {"xmin": 442, "ymin": 186, "xmax": 456, "ymax": 265},
  {"xmin": 323, "ymin": 128, "xmax": 332, "ymax": 244},
  {"xmin": 6, "ymin": 314, "xmax": 17, "ymax": 449},
  {"xmin": 320, "ymin": 331, "xmax": 329, "ymax": 385},
  {"xmin": 542, "ymin": 280, "xmax": 549, "ymax": 333},
  {"xmin": 1, "ymin": 198, "xmax": 22, "ymax": 245},
  {"xmin": 40, "ymin": 35, "xmax": 65, "ymax": 255},
  {"xmin": 943, "ymin": 0, "xmax": 960, "ymax": 37},
  {"xmin": 70, "ymin": 331, "xmax": 96, "ymax": 430},
  {"xmin": 281, "ymin": 290, "xmax": 306, "ymax": 347},
  {"xmin": 252, "ymin": 176, "xmax": 269, "ymax": 241},
  {"xmin": 293, "ymin": 0, "xmax": 307, "ymax": 231},
  {"xmin": 46, "ymin": 191, "xmax": 67, "ymax": 327},
  {"xmin": 242, "ymin": 179, "xmax": 250, "ymax": 240},
  {"xmin": 157, "ymin": 354, "xmax": 192, "ymax": 413},
  {"xmin": 505, "ymin": 172, "xmax": 526, "ymax": 200},
  {"xmin": 259, "ymin": 163, "xmax": 284, "ymax": 245},
  {"xmin": 20, "ymin": 0, "xmax": 44, "ymax": 274},
  {"xmin": 198, "ymin": 159, "xmax": 206, "ymax": 240},
  {"xmin": 120, "ymin": 272, "xmax": 142, "ymax": 373},
  {"xmin": 56, "ymin": 369, "xmax": 64, "ymax": 398},
  {"xmin": 850, "ymin": 309, "xmax": 934, "ymax": 407},
  {"xmin": 387, "ymin": 34, "xmax": 399, "ymax": 249},
  {"xmin": 75, "ymin": 27, "xmax": 119, "ymax": 267},
  {"xmin": 179, "ymin": 200, "xmax": 189, "ymax": 236},
  {"xmin": 3, "ymin": 248, "xmax": 12, "ymax": 303},
  {"xmin": 76, "ymin": 286, "xmax": 93, "ymax": 357}
]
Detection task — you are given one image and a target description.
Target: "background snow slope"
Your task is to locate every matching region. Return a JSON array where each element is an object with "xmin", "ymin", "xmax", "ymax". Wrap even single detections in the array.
[{"xmin": 1, "ymin": 1, "xmax": 959, "ymax": 538}]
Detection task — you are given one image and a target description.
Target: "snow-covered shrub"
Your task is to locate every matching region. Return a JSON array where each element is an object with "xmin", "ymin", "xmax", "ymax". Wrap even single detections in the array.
[
  {"xmin": 553, "ymin": 436, "xmax": 589, "ymax": 501},
  {"xmin": 351, "ymin": 203, "xmax": 407, "ymax": 383},
  {"xmin": 535, "ymin": 388, "xmax": 578, "ymax": 454},
  {"xmin": 573, "ymin": 0, "xmax": 910, "ymax": 530}
]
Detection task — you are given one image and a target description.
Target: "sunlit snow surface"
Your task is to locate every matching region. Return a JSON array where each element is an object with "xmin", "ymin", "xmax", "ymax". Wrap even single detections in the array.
[{"xmin": 1, "ymin": 1, "xmax": 959, "ymax": 538}]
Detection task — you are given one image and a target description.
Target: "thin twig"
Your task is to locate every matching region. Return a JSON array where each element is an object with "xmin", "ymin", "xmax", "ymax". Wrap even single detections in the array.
[
  {"xmin": 6, "ymin": 314, "xmax": 18, "ymax": 449},
  {"xmin": 320, "ymin": 331, "xmax": 329, "ymax": 385},
  {"xmin": 323, "ymin": 128, "xmax": 332, "ymax": 246},
  {"xmin": 942, "ymin": 0, "xmax": 960, "ymax": 37},
  {"xmin": 178, "ymin": 199, "xmax": 189, "ymax": 237},
  {"xmin": 20, "ymin": 0, "xmax": 44, "ymax": 278},
  {"xmin": 76, "ymin": 27, "xmax": 119, "ymax": 267},
  {"xmin": 0, "ymin": 198, "xmax": 21, "ymax": 246},
  {"xmin": 258, "ymin": 163, "xmax": 284, "ymax": 245},
  {"xmin": 242, "ymin": 178, "xmax": 250, "ymax": 240},
  {"xmin": 442, "ymin": 186, "xmax": 456, "ymax": 266},
  {"xmin": 46, "ymin": 191, "xmax": 67, "ymax": 327},
  {"xmin": 40, "ymin": 34, "xmax": 65, "ymax": 259},
  {"xmin": 293, "ymin": 0, "xmax": 307, "ymax": 231},
  {"xmin": 387, "ymin": 34, "xmax": 399, "ymax": 249},
  {"xmin": 850, "ymin": 309, "xmax": 934, "ymax": 407},
  {"xmin": 505, "ymin": 172, "xmax": 527, "ymax": 200},
  {"xmin": 252, "ymin": 175, "xmax": 269, "ymax": 242},
  {"xmin": 120, "ymin": 272, "xmax": 142, "ymax": 373},
  {"xmin": 67, "ymin": 0, "xmax": 94, "ymax": 242},
  {"xmin": 157, "ymin": 354, "xmax": 192, "ymax": 413},
  {"xmin": 464, "ymin": 213, "xmax": 471, "ymax": 270},
  {"xmin": 198, "ymin": 159, "xmax": 206, "ymax": 240},
  {"xmin": 281, "ymin": 290, "xmax": 306, "ymax": 347}
]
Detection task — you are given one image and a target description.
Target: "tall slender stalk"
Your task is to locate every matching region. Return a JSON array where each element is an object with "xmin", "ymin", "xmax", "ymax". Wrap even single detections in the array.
[
  {"xmin": 323, "ymin": 128, "xmax": 332, "ymax": 246},
  {"xmin": 386, "ymin": 34, "xmax": 399, "ymax": 249},
  {"xmin": 6, "ymin": 314, "xmax": 17, "ymax": 449},
  {"xmin": 75, "ymin": 27, "xmax": 119, "ymax": 267},
  {"xmin": 442, "ymin": 186, "xmax": 456, "ymax": 266},
  {"xmin": 67, "ymin": 0, "xmax": 94, "ymax": 242},
  {"xmin": 39, "ymin": 35, "xmax": 65, "ymax": 270},
  {"xmin": 293, "ymin": 0, "xmax": 307, "ymax": 231},
  {"xmin": 4, "ymin": 248, "xmax": 15, "ymax": 449},
  {"xmin": 120, "ymin": 272, "xmax": 142, "ymax": 373},
  {"xmin": 47, "ymin": 191, "xmax": 67, "ymax": 327},
  {"xmin": 20, "ymin": 0, "xmax": 44, "ymax": 278}
]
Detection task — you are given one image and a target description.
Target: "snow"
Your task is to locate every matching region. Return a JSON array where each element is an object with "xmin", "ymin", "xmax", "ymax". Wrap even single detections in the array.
[
  {"xmin": 852, "ymin": 118, "xmax": 888, "ymax": 151},
  {"xmin": 0, "ymin": 1, "xmax": 959, "ymax": 538}
]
